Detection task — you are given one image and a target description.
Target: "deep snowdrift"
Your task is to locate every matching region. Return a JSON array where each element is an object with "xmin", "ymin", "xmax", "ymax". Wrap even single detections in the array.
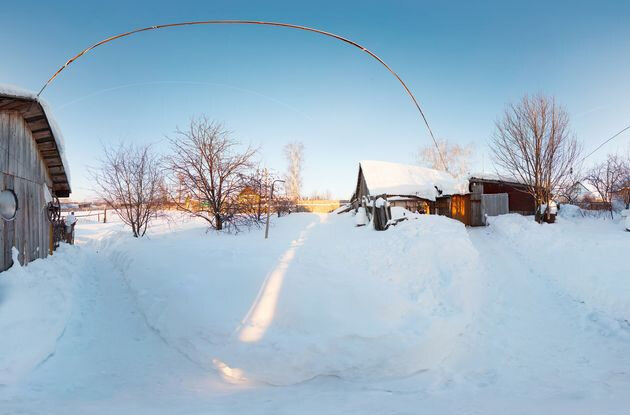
[
  {"xmin": 102, "ymin": 213, "xmax": 484, "ymax": 385},
  {"xmin": 2, "ymin": 210, "xmax": 629, "ymax": 414},
  {"xmin": 0, "ymin": 246, "xmax": 78, "ymax": 385},
  {"xmin": 487, "ymin": 211, "xmax": 630, "ymax": 324}
]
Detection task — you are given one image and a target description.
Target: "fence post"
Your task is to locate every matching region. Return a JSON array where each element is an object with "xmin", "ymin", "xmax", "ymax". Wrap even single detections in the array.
[{"xmin": 49, "ymin": 223, "xmax": 53, "ymax": 255}]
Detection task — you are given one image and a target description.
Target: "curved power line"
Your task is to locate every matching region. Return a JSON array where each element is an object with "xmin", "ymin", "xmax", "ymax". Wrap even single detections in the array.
[{"xmin": 37, "ymin": 20, "xmax": 448, "ymax": 171}]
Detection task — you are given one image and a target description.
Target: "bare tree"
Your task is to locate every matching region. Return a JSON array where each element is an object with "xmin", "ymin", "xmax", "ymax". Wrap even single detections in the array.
[
  {"xmin": 240, "ymin": 168, "xmax": 284, "ymax": 222},
  {"xmin": 555, "ymin": 167, "xmax": 584, "ymax": 205},
  {"xmin": 165, "ymin": 117, "xmax": 257, "ymax": 231},
  {"xmin": 585, "ymin": 154, "xmax": 625, "ymax": 216},
  {"xmin": 584, "ymin": 154, "xmax": 625, "ymax": 218},
  {"xmin": 307, "ymin": 189, "xmax": 333, "ymax": 200},
  {"xmin": 418, "ymin": 139, "xmax": 473, "ymax": 177},
  {"xmin": 92, "ymin": 143, "xmax": 164, "ymax": 237},
  {"xmin": 240, "ymin": 168, "xmax": 267, "ymax": 222},
  {"xmin": 491, "ymin": 94, "xmax": 581, "ymax": 222},
  {"xmin": 284, "ymin": 141, "xmax": 304, "ymax": 201}
]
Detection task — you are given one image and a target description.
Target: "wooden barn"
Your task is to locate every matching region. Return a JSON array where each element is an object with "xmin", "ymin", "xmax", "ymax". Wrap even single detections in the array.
[
  {"xmin": 0, "ymin": 87, "xmax": 71, "ymax": 271},
  {"xmin": 468, "ymin": 175, "xmax": 535, "ymax": 215}
]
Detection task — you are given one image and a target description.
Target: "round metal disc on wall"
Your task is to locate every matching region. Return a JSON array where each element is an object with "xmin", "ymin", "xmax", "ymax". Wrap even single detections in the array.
[{"xmin": 0, "ymin": 189, "xmax": 18, "ymax": 221}]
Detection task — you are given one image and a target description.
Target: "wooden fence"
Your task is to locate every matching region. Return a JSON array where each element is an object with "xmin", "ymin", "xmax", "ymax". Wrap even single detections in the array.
[
  {"xmin": 61, "ymin": 208, "xmax": 109, "ymax": 223},
  {"xmin": 449, "ymin": 194, "xmax": 485, "ymax": 226},
  {"xmin": 481, "ymin": 193, "xmax": 509, "ymax": 217}
]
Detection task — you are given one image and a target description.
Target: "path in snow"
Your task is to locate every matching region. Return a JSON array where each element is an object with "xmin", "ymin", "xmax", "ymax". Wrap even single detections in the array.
[
  {"xmin": 452, "ymin": 225, "xmax": 630, "ymax": 412},
  {"xmin": 0, "ymin": 245, "xmax": 225, "ymax": 414},
  {"xmin": 1, "ymin": 213, "xmax": 629, "ymax": 414}
]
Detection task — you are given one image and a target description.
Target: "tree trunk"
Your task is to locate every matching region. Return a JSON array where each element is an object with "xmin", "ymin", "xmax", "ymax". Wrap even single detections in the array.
[
  {"xmin": 534, "ymin": 200, "xmax": 542, "ymax": 223},
  {"xmin": 215, "ymin": 214, "xmax": 223, "ymax": 230}
]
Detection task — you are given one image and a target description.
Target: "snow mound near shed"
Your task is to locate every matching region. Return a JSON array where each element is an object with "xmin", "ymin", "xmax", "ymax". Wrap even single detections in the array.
[
  {"xmin": 111, "ymin": 213, "xmax": 484, "ymax": 385},
  {"xmin": 0, "ymin": 246, "xmax": 78, "ymax": 385}
]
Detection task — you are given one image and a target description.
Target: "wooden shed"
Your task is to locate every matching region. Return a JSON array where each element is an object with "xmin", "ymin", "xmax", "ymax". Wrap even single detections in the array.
[
  {"xmin": 469, "ymin": 176, "xmax": 535, "ymax": 215},
  {"xmin": 0, "ymin": 88, "xmax": 71, "ymax": 271},
  {"xmin": 350, "ymin": 160, "xmax": 468, "ymax": 228}
]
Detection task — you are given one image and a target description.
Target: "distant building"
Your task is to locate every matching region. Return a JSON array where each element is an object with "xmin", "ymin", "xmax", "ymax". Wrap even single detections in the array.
[
  {"xmin": 563, "ymin": 181, "xmax": 602, "ymax": 203},
  {"xmin": 351, "ymin": 160, "xmax": 467, "ymax": 214},
  {"xmin": 0, "ymin": 87, "xmax": 71, "ymax": 271},
  {"xmin": 350, "ymin": 161, "xmax": 538, "ymax": 229},
  {"xmin": 468, "ymin": 175, "xmax": 536, "ymax": 215}
]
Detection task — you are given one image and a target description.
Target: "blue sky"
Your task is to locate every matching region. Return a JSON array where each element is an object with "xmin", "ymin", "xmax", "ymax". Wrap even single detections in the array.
[{"xmin": 2, "ymin": 0, "xmax": 629, "ymax": 200}]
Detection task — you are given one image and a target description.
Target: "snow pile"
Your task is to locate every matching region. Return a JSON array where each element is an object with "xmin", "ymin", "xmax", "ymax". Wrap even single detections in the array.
[
  {"xmin": 0, "ymin": 83, "xmax": 38, "ymax": 100},
  {"xmin": 0, "ymin": 83, "xmax": 71, "ymax": 182},
  {"xmin": 354, "ymin": 206, "xmax": 368, "ymax": 226},
  {"xmin": 0, "ymin": 245, "xmax": 78, "ymax": 385},
  {"xmin": 360, "ymin": 160, "xmax": 468, "ymax": 200},
  {"xmin": 487, "ymin": 213, "xmax": 630, "ymax": 323},
  {"xmin": 2, "ymin": 210, "xmax": 630, "ymax": 412},
  {"xmin": 103, "ymin": 213, "xmax": 483, "ymax": 385}
]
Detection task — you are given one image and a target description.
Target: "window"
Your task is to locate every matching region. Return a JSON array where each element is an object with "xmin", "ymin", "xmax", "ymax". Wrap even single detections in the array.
[{"xmin": 0, "ymin": 189, "xmax": 18, "ymax": 221}]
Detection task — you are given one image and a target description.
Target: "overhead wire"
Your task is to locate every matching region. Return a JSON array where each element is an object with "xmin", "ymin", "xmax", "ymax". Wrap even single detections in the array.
[{"xmin": 36, "ymin": 20, "xmax": 449, "ymax": 171}]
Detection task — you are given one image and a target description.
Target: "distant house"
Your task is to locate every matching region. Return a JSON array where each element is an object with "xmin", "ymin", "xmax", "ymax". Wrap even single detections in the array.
[
  {"xmin": 237, "ymin": 186, "xmax": 262, "ymax": 213},
  {"xmin": 351, "ymin": 160, "xmax": 474, "ymax": 228},
  {"xmin": 0, "ymin": 86, "xmax": 71, "ymax": 271},
  {"xmin": 351, "ymin": 160, "xmax": 467, "ymax": 213},
  {"xmin": 350, "ymin": 161, "xmax": 540, "ymax": 228},
  {"xmin": 563, "ymin": 181, "xmax": 602, "ymax": 203}
]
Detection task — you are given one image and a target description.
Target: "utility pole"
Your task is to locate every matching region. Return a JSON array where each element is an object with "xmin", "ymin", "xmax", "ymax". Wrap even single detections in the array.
[{"xmin": 265, "ymin": 178, "xmax": 285, "ymax": 239}]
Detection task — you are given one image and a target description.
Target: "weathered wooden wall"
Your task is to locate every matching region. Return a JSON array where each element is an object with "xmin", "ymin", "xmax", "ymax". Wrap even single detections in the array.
[
  {"xmin": 448, "ymin": 193, "xmax": 485, "ymax": 226},
  {"xmin": 1, "ymin": 111, "xmax": 52, "ymax": 271},
  {"xmin": 481, "ymin": 193, "xmax": 509, "ymax": 217},
  {"xmin": 473, "ymin": 180, "xmax": 535, "ymax": 215}
]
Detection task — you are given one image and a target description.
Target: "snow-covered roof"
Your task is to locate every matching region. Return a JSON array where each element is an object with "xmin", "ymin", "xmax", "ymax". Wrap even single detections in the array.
[
  {"xmin": 571, "ymin": 181, "xmax": 602, "ymax": 201},
  {"xmin": 359, "ymin": 160, "xmax": 468, "ymax": 201},
  {"xmin": 468, "ymin": 172, "xmax": 524, "ymax": 185},
  {"xmin": 574, "ymin": 181, "xmax": 598, "ymax": 195},
  {"xmin": 0, "ymin": 84, "xmax": 71, "ymax": 195}
]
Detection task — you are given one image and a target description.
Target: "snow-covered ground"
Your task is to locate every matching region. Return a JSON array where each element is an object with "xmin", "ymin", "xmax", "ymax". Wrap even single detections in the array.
[{"xmin": 0, "ymin": 209, "xmax": 628, "ymax": 414}]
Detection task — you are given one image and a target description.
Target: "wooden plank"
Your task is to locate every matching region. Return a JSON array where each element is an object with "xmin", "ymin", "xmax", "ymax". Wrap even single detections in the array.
[
  {"xmin": 25, "ymin": 118, "xmax": 49, "ymax": 132},
  {"xmin": 23, "ymin": 114, "xmax": 46, "ymax": 123},
  {"xmin": 32, "ymin": 130, "xmax": 53, "ymax": 140},
  {"xmin": 0, "ymin": 100, "xmax": 30, "ymax": 111},
  {"xmin": 470, "ymin": 193, "xmax": 484, "ymax": 226},
  {"xmin": 482, "ymin": 193, "xmax": 509, "ymax": 217},
  {"xmin": 0, "ymin": 113, "xmax": 7, "ymax": 175},
  {"xmin": 0, "ymin": 114, "xmax": 6, "ymax": 270},
  {"xmin": 6, "ymin": 113, "xmax": 17, "ymax": 176},
  {"xmin": 0, "ymin": 174, "xmax": 6, "ymax": 271},
  {"xmin": 19, "ymin": 106, "xmax": 45, "ymax": 120}
]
